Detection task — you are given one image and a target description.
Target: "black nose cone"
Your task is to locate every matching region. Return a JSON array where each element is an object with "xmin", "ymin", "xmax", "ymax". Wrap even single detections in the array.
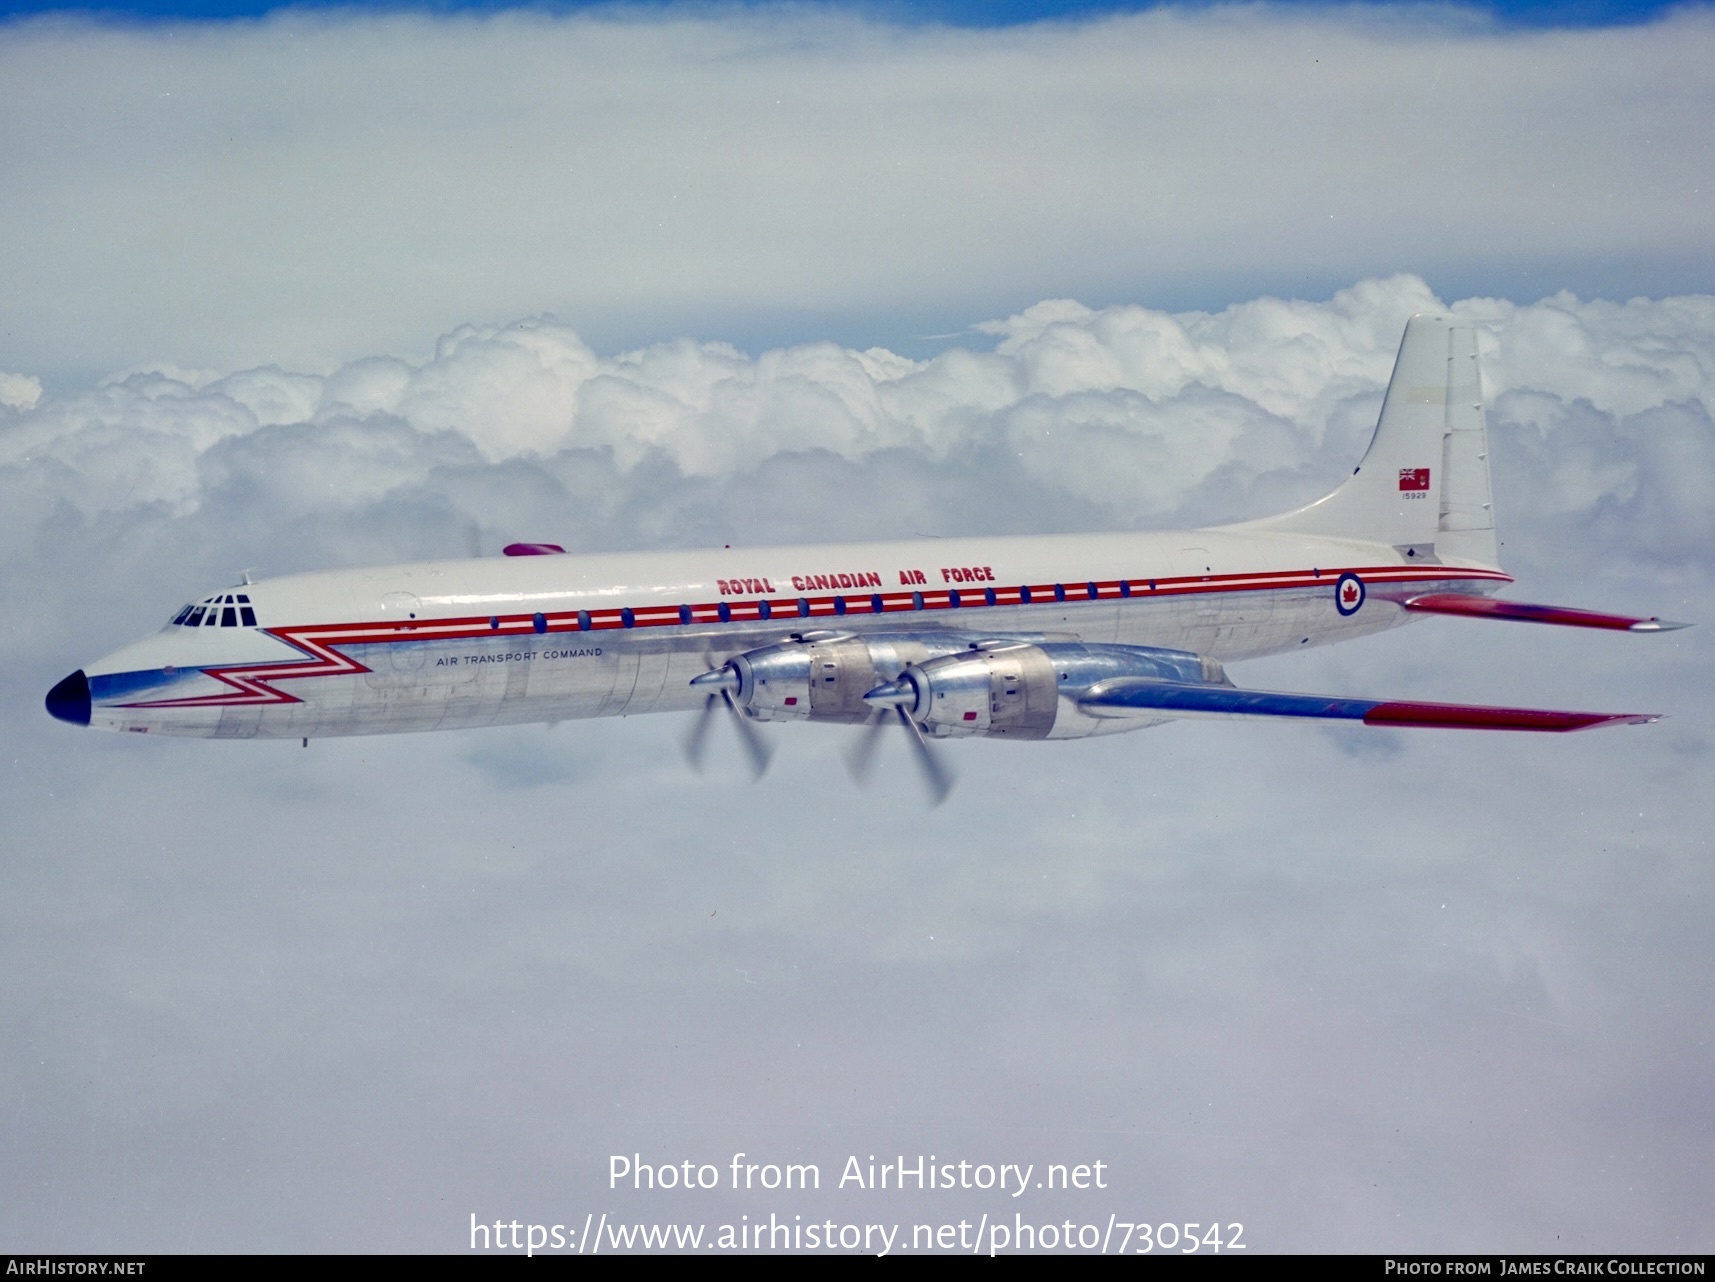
[{"xmin": 46, "ymin": 670, "xmax": 91, "ymax": 726}]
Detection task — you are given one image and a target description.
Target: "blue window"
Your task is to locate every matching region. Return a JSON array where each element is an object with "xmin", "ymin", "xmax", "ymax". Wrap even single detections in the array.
[
  {"xmin": 797, "ymin": 597, "xmax": 810, "ymax": 617},
  {"xmin": 718, "ymin": 602, "xmax": 731, "ymax": 623},
  {"xmin": 834, "ymin": 597, "xmax": 847, "ymax": 616},
  {"xmin": 1120, "ymin": 582, "xmax": 1132, "ymax": 599},
  {"xmin": 1053, "ymin": 584, "xmax": 1065, "ymax": 602},
  {"xmin": 240, "ymin": 606, "xmax": 257, "ymax": 627},
  {"xmin": 533, "ymin": 613, "xmax": 547, "ymax": 634},
  {"xmin": 621, "ymin": 608, "xmax": 634, "ymax": 628},
  {"xmin": 1086, "ymin": 582, "xmax": 1098, "ymax": 600},
  {"xmin": 221, "ymin": 607, "xmax": 238, "ymax": 626},
  {"xmin": 911, "ymin": 591, "xmax": 924, "ymax": 610},
  {"xmin": 758, "ymin": 600, "xmax": 772, "ymax": 620},
  {"xmin": 489, "ymin": 616, "xmax": 500, "ymax": 630},
  {"xmin": 1020, "ymin": 586, "xmax": 1033, "ymax": 604},
  {"xmin": 948, "ymin": 590, "xmax": 961, "ymax": 609},
  {"xmin": 871, "ymin": 593, "xmax": 883, "ymax": 613},
  {"xmin": 984, "ymin": 588, "xmax": 996, "ymax": 606},
  {"xmin": 678, "ymin": 604, "xmax": 692, "ymax": 624},
  {"xmin": 577, "ymin": 610, "xmax": 591, "ymax": 631}
]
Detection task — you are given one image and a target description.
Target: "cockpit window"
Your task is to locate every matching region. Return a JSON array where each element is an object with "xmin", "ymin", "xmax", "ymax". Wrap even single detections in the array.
[{"xmin": 177, "ymin": 592, "xmax": 259, "ymax": 628}]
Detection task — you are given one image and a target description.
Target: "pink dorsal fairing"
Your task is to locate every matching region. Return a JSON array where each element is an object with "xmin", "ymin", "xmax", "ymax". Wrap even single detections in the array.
[{"xmin": 503, "ymin": 543, "xmax": 566, "ymax": 557}]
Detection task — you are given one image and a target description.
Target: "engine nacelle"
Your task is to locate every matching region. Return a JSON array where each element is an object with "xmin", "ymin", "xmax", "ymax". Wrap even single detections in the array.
[
  {"xmin": 714, "ymin": 632, "xmax": 993, "ymax": 724},
  {"xmin": 883, "ymin": 642, "xmax": 1229, "ymax": 740}
]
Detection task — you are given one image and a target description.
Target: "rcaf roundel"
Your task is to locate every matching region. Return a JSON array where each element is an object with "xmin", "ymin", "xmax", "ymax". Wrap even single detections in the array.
[{"xmin": 1335, "ymin": 572, "xmax": 1365, "ymax": 616}]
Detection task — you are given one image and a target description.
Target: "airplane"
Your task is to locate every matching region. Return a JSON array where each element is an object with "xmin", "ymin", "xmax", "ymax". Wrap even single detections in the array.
[{"xmin": 44, "ymin": 314, "xmax": 1685, "ymax": 801}]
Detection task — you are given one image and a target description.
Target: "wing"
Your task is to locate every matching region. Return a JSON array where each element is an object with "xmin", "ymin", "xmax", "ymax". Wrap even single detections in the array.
[{"xmin": 1079, "ymin": 678, "xmax": 1659, "ymax": 732}]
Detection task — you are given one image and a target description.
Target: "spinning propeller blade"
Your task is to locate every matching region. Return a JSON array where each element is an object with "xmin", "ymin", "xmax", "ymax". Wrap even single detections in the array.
[{"xmin": 685, "ymin": 665, "xmax": 772, "ymax": 780}]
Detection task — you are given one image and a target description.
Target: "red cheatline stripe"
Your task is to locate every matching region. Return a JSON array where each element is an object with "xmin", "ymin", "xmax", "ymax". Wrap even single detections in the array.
[
  {"xmin": 1362, "ymin": 702, "xmax": 1657, "ymax": 731},
  {"xmin": 122, "ymin": 565, "xmax": 1516, "ymax": 709},
  {"xmin": 279, "ymin": 565, "xmax": 1512, "ymax": 640},
  {"xmin": 252, "ymin": 569, "xmax": 1520, "ymax": 648}
]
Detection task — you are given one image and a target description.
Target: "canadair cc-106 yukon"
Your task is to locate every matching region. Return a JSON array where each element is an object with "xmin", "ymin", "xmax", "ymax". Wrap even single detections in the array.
[{"xmin": 45, "ymin": 316, "xmax": 1685, "ymax": 801}]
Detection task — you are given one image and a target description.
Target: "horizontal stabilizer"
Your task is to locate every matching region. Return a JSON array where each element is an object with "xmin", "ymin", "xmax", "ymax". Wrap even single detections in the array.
[
  {"xmin": 1079, "ymin": 679, "xmax": 1658, "ymax": 732},
  {"xmin": 1404, "ymin": 593, "xmax": 1689, "ymax": 632}
]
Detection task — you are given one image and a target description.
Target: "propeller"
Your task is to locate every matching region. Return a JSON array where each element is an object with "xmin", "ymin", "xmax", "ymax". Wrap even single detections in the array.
[
  {"xmin": 855, "ymin": 676, "xmax": 956, "ymax": 807},
  {"xmin": 685, "ymin": 667, "xmax": 773, "ymax": 781},
  {"xmin": 894, "ymin": 705, "xmax": 955, "ymax": 807},
  {"xmin": 844, "ymin": 711, "xmax": 889, "ymax": 783}
]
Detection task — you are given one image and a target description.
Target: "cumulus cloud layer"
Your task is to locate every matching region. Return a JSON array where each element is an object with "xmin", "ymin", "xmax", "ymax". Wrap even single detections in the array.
[
  {"xmin": 4, "ymin": 275, "xmax": 1711, "ymax": 639},
  {"xmin": 3, "ymin": 6, "xmax": 1713, "ymax": 380},
  {"xmin": 4, "ymin": 279, "xmax": 1711, "ymax": 1252}
]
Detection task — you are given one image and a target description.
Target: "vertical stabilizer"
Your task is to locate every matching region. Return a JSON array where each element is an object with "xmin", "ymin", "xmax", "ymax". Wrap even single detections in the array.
[{"xmin": 1228, "ymin": 314, "xmax": 1499, "ymax": 567}]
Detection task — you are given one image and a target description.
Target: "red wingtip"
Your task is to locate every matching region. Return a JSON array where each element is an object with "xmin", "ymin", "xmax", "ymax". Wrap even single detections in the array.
[
  {"xmin": 1363, "ymin": 701, "xmax": 1660, "ymax": 732},
  {"xmin": 1404, "ymin": 593, "xmax": 1688, "ymax": 632}
]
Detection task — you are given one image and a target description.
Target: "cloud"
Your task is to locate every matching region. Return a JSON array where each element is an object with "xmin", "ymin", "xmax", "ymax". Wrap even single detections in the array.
[
  {"xmin": 3, "ymin": 7, "xmax": 1715, "ymax": 381},
  {"xmin": 4, "ymin": 276, "xmax": 1712, "ymax": 1252},
  {"xmin": 6, "ymin": 2, "xmax": 1713, "ymax": 1251},
  {"xmin": 0, "ymin": 371, "xmax": 43, "ymax": 411},
  {"xmin": 5, "ymin": 274, "xmax": 1712, "ymax": 597}
]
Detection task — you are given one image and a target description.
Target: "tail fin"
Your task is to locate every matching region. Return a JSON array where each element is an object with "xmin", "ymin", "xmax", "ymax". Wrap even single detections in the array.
[{"xmin": 1232, "ymin": 314, "xmax": 1499, "ymax": 567}]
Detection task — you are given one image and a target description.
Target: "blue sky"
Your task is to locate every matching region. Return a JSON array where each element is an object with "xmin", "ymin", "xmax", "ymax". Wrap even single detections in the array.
[{"xmin": 0, "ymin": 0, "xmax": 1692, "ymax": 28}]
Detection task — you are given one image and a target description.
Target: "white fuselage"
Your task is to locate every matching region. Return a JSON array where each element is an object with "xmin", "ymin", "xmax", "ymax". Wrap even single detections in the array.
[{"xmin": 78, "ymin": 527, "xmax": 1507, "ymax": 740}]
